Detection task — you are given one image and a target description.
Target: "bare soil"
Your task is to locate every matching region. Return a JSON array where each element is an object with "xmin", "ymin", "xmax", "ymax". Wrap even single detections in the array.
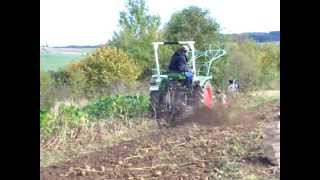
[{"xmin": 41, "ymin": 99, "xmax": 280, "ymax": 180}]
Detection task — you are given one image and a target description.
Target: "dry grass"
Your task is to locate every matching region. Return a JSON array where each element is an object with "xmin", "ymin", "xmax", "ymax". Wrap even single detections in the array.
[
  {"xmin": 249, "ymin": 90, "xmax": 280, "ymax": 99},
  {"xmin": 40, "ymin": 117, "xmax": 158, "ymax": 167}
]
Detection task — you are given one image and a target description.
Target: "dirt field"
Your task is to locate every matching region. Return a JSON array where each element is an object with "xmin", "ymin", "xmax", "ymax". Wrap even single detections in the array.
[{"xmin": 40, "ymin": 97, "xmax": 280, "ymax": 180}]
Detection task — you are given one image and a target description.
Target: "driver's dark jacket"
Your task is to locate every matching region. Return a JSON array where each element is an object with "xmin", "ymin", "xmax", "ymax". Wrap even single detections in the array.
[{"xmin": 168, "ymin": 51, "xmax": 189, "ymax": 72}]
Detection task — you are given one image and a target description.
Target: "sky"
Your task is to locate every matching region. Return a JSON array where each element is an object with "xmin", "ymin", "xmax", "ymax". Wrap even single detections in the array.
[{"xmin": 40, "ymin": 0, "xmax": 280, "ymax": 46}]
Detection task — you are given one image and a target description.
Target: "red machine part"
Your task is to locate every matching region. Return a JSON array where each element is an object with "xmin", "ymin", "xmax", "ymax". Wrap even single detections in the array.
[{"xmin": 203, "ymin": 82, "xmax": 214, "ymax": 109}]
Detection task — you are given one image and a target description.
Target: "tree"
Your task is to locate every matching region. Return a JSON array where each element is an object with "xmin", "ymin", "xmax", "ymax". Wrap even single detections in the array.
[
  {"xmin": 108, "ymin": 0, "xmax": 161, "ymax": 78},
  {"xmin": 256, "ymin": 43, "xmax": 280, "ymax": 88},
  {"xmin": 63, "ymin": 47, "xmax": 140, "ymax": 97},
  {"xmin": 40, "ymin": 71, "xmax": 55, "ymax": 109},
  {"xmin": 163, "ymin": 6, "xmax": 221, "ymax": 50}
]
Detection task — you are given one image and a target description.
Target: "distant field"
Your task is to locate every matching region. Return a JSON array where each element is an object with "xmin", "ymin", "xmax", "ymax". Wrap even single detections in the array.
[{"xmin": 40, "ymin": 48, "xmax": 96, "ymax": 71}]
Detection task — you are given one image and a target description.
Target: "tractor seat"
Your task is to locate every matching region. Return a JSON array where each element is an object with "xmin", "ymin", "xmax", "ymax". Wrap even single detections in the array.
[{"xmin": 167, "ymin": 72, "xmax": 187, "ymax": 81}]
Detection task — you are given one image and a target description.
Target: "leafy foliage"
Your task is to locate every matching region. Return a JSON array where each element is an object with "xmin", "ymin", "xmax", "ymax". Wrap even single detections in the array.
[
  {"xmin": 40, "ymin": 71, "xmax": 54, "ymax": 92},
  {"xmin": 163, "ymin": 6, "xmax": 221, "ymax": 50},
  {"xmin": 108, "ymin": 0, "xmax": 161, "ymax": 78},
  {"xmin": 82, "ymin": 95, "xmax": 149, "ymax": 119},
  {"xmin": 40, "ymin": 95, "xmax": 149, "ymax": 136},
  {"xmin": 211, "ymin": 38, "xmax": 279, "ymax": 91},
  {"xmin": 40, "ymin": 105, "xmax": 89, "ymax": 137},
  {"xmin": 40, "ymin": 108, "xmax": 55, "ymax": 135},
  {"xmin": 61, "ymin": 47, "xmax": 141, "ymax": 97},
  {"xmin": 256, "ymin": 43, "xmax": 280, "ymax": 87},
  {"xmin": 40, "ymin": 108, "xmax": 51, "ymax": 128},
  {"xmin": 40, "ymin": 71, "xmax": 56, "ymax": 109},
  {"xmin": 81, "ymin": 47, "xmax": 140, "ymax": 87}
]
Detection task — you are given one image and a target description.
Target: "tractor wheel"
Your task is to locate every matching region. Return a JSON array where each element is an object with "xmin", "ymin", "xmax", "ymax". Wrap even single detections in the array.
[
  {"xmin": 164, "ymin": 86, "xmax": 193, "ymax": 127},
  {"xmin": 193, "ymin": 85, "xmax": 203, "ymax": 109},
  {"xmin": 193, "ymin": 81, "xmax": 214, "ymax": 109},
  {"xmin": 150, "ymin": 91, "xmax": 167, "ymax": 128},
  {"xmin": 152, "ymin": 82, "xmax": 188, "ymax": 127},
  {"xmin": 149, "ymin": 91, "xmax": 160, "ymax": 118}
]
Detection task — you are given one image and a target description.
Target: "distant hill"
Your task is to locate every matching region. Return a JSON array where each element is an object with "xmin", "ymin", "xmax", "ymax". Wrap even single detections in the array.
[
  {"xmin": 42, "ymin": 31, "xmax": 280, "ymax": 50},
  {"xmin": 40, "ymin": 47, "xmax": 96, "ymax": 55},
  {"xmin": 53, "ymin": 45, "xmax": 100, "ymax": 48},
  {"xmin": 224, "ymin": 31, "xmax": 280, "ymax": 43}
]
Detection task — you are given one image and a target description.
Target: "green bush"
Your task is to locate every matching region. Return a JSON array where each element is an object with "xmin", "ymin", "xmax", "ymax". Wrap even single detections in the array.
[
  {"xmin": 49, "ymin": 69, "xmax": 71, "ymax": 86},
  {"xmin": 56, "ymin": 105, "xmax": 88, "ymax": 126},
  {"xmin": 40, "ymin": 71, "xmax": 54, "ymax": 91},
  {"xmin": 256, "ymin": 44, "xmax": 280, "ymax": 88},
  {"xmin": 211, "ymin": 39, "xmax": 279, "ymax": 91},
  {"xmin": 59, "ymin": 105, "xmax": 86, "ymax": 120},
  {"xmin": 40, "ymin": 108, "xmax": 50, "ymax": 128},
  {"xmin": 62, "ymin": 47, "xmax": 141, "ymax": 97},
  {"xmin": 40, "ymin": 95, "xmax": 149, "ymax": 137},
  {"xmin": 82, "ymin": 95, "xmax": 149, "ymax": 119},
  {"xmin": 40, "ymin": 71, "xmax": 56, "ymax": 109},
  {"xmin": 83, "ymin": 47, "xmax": 140, "ymax": 83},
  {"xmin": 40, "ymin": 105, "xmax": 89, "ymax": 137},
  {"xmin": 42, "ymin": 47, "xmax": 142, "ymax": 101},
  {"xmin": 40, "ymin": 108, "xmax": 55, "ymax": 135},
  {"xmin": 67, "ymin": 69, "xmax": 87, "ymax": 99}
]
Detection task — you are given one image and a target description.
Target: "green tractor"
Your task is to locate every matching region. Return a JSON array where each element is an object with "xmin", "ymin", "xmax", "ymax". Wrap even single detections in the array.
[{"xmin": 149, "ymin": 41, "xmax": 226, "ymax": 127}]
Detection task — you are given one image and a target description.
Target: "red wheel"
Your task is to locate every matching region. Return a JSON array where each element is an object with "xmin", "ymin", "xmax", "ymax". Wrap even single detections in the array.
[{"xmin": 203, "ymin": 81, "xmax": 214, "ymax": 109}]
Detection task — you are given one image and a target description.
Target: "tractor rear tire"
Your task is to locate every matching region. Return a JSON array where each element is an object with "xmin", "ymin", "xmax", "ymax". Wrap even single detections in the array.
[
  {"xmin": 150, "ymin": 91, "xmax": 167, "ymax": 128},
  {"xmin": 193, "ymin": 85, "xmax": 203, "ymax": 109},
  {"xmin": 149, "ymin": 91, "xmax": 160, "ymax": 118},
  {"xmin": 165, "ymin": 88, "xmax": 193, "ymax": 126}
]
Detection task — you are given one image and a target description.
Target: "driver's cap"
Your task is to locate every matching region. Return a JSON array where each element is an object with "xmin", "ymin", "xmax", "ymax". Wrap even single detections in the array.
[{"xmin": 182, "ymin": 45, "xmax": 190, "ymax": 52}]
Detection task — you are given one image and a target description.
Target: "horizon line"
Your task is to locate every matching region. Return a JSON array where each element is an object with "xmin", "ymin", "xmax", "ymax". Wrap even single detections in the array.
[{"xmin": 41, "ymin": 30, "xmax": 280, "ymax": 47}]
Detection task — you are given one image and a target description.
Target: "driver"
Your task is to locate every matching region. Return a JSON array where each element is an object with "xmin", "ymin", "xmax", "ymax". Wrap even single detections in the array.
[{"xmin": 168, "ymin": 46, "xmax": 193, "ymax": 88}]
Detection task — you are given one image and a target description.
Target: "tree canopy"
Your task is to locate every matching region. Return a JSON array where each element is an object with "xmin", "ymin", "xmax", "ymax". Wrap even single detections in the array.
[
  {"xmin": 163, "ymin": 6, "xmax": 221, "ymax": 50},
  {"xmin": 108, "ymin": 0, "xmax": 161, "ymax": 76}
]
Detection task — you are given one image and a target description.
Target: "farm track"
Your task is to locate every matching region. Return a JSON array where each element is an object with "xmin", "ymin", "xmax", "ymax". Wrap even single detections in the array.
[{"xmin": 41, "ymin": 100, "xmax": 280, "ymax": 180}]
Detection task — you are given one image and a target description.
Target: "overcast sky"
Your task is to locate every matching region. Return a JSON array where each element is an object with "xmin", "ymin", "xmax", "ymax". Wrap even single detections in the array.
[{"xmin": 40, "ymin": 0, "xmax": 280, "ymax": 46}]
